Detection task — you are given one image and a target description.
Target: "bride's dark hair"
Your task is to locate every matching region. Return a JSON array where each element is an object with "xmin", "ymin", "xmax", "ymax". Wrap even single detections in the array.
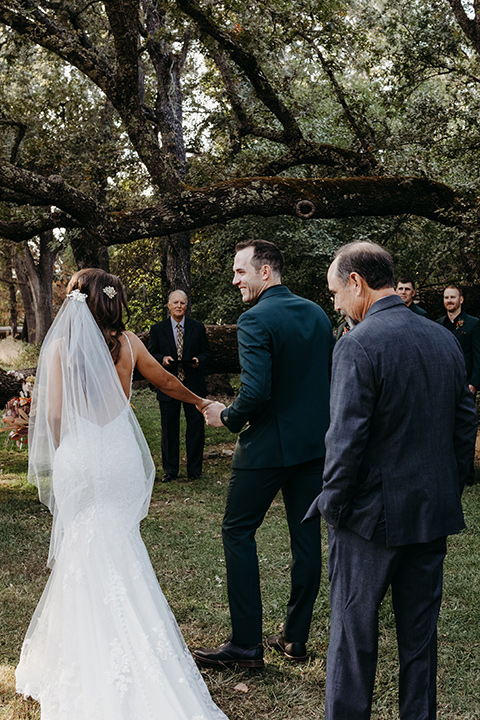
[{"xmin": 66, "ymin": 268, "xmax": 128, "ymax": 364}]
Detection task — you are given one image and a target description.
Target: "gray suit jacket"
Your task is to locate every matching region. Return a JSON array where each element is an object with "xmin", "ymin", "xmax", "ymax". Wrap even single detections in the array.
[{"xmin": 309, "ymin": 294, "xmax": 477, "ymax": 547}]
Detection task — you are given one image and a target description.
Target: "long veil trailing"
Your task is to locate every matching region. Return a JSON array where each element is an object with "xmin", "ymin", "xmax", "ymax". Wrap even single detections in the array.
[
  {"xmin": 27, "ymin": 289, "xmax": 155, "ymax": 567},
  {"xmin": 17, "ymin": 291, "xmax": 229, "ymax": 720}
]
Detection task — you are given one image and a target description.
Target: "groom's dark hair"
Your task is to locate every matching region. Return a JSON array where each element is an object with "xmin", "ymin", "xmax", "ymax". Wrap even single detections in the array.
[
  {"xmin": 334, "ymin": 241, "xmax": 394, "ymax": 290},
  {"xmin": 236, "ymin": 239, "xmax": 284, "ymax": 278}
]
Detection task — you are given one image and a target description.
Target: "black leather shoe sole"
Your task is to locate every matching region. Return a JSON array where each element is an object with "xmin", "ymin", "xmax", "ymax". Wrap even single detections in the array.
[
  {"xmin": 192, "ymin": 651, "xmax": 264, "ymax": 669},
  {"xmin": 192, "ymin": 641, "xmax": 264, "ymax": 669}
]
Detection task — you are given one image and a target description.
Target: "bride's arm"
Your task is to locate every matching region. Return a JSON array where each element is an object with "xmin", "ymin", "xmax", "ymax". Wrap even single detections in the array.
[{"xmin": 127, "ymin": 332, "xmax": 211, "ymax": 412}]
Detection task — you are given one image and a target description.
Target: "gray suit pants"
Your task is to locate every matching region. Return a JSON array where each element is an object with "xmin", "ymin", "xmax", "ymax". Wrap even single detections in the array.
[{"xmin": 325, "ymin": 524, "xmax": 447, "ymax": 720}]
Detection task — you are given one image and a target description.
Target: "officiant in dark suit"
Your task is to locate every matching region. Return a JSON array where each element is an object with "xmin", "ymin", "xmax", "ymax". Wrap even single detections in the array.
[
  {"xmin": 149, "ymin": 290, "xmax": 210, "ymax": 482},
  {"xmin": 193, "ymin": 239, "xmax": 334, "ymax": 669},
  {"xmin": 306, "ymin": 241, "xmax": 477, "ymax": 720}
]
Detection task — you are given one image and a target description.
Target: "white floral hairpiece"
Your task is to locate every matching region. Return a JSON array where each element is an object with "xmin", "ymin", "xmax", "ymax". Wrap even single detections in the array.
[
  {"xmin": 103, "ymin": 286, "xmax": 117, "ymax": 299},
  {"xmin": 67, "ymin": 289, "xmax": 88, "ymax": 303}
]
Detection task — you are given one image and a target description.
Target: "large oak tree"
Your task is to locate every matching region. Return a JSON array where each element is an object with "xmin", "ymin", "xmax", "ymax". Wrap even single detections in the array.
[{"xmin": 1, "ymin": 0, "xmax": 480, "ymax": 300}]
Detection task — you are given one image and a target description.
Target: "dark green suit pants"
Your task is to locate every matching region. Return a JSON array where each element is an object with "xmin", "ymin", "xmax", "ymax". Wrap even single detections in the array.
[{"xmin": 222, "ymin": 458, "xmax": 323, "ymax": 646}]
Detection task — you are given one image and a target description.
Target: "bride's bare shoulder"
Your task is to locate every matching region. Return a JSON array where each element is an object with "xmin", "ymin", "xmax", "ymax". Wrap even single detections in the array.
[{"xmin": 121, "ymin": 331, "xmax": 143, "ymax": 350}]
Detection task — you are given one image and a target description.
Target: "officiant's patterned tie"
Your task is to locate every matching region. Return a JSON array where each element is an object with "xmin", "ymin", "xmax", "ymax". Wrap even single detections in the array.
[{"xmin": 176, "ymin": 323, "xmax": 185, "ymax": 381}]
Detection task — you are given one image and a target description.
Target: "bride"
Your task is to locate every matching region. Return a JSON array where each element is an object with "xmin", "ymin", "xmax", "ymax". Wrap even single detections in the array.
[{"xmin": 16, "ymin": 268, "xmax": 229, "ymax": 720}]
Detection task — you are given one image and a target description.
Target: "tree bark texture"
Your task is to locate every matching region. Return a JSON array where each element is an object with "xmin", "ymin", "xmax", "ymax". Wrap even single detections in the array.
[
  {"xmin": 0, "ymin": 166, "xmax": 465, "ymax": 247},
  {"xmin": 166, "ymin": 232, "xmax": 191, "ymax": 298},
  {"xmin": 14, "ymin": 253, "xmax": 36, "ymax": 344},
  {"xmin": 15, "ymin": 235, "xmax": 55, "ymax": 343}
]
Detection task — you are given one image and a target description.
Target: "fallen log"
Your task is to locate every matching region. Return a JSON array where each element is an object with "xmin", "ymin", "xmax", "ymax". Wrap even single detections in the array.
[{"xmin": 137, "ymin": 325, "xmax": 240, "ymax": 375}]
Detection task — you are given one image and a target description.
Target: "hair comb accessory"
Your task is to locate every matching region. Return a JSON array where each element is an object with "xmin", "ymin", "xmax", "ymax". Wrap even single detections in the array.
[
  {"xmin": 103, "ymin": 286, "xmax": 117, "ymax": 299},
  {"xmin": 66, "ymin": 289, "xmax": 88, "ymax": 302}
]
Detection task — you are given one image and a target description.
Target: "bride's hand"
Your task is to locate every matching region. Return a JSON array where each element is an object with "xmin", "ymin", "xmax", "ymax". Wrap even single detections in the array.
[{"xmin": 195, "ymin": 398, "xmax": 213, "ymax": 413}]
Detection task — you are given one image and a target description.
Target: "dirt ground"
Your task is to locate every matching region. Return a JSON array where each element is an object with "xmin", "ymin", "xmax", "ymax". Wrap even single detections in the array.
[{"xmin": 0, "ymin": 336, "xmax": 24, "ymax": 365}]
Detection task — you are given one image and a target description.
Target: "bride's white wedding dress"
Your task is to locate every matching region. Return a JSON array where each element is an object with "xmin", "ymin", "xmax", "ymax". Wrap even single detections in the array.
[{"xmin": 16, "ymin": 295, "xmax": 229, "ymax": 720}]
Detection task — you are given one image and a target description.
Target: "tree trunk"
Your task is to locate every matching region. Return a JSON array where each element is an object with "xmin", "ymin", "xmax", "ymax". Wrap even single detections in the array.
[
  {"xmin": 165, "ymin": 232, "xmax": 191, "ymax": 299},
  {"xmin": 15, "ymin": 248, "xmax": 36, "ymax": 343},
  {"xmin": 15, "ymin": 233, "xmax": 55, "ymax": 343},
  {"xmin": 4, "ymin": 244, "xmax": 18, "ymax": 336},
  {"xmin": 71, "ymin": 232, "xmax": 110, "ymax": 270},
  {"xmin": 8, "ymin": 277, "xmax": 17, "ymax": 337},
  {"xmin": 35, "ymin": 231, "xmax": 55, "ymax": 342}
]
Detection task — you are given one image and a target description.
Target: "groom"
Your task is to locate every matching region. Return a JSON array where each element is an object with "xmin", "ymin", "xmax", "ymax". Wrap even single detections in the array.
[{"xmin": 193, "ymin": 239, "xmax": 334, "ymax": 668}]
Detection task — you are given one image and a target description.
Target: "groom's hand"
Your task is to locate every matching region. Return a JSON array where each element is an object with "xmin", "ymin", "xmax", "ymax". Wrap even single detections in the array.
[{"xmin": 203, "ymin": 401, "xmax": 226, "ymax": 427}]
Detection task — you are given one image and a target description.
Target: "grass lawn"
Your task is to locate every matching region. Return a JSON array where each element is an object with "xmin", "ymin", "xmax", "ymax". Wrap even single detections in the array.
[{"xmin": 0, "ymin": 388, "xmax": 479, "ymax": 719}]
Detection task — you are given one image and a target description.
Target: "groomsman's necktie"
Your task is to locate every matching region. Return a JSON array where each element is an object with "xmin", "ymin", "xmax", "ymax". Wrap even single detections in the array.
[{"xmin": 176, "ymin": 323, "xmax": 185, "ymax": 380}]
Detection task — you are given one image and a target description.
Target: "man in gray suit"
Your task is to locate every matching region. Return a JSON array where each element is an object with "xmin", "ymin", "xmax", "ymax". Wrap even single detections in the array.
[{"xmin": 306, "ymin": 241, "xmax": 477, "ymax": 719}]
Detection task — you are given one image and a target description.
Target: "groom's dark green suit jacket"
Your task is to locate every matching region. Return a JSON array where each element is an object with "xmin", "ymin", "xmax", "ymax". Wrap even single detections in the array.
[{"xmin": 221, "ymin": 285, "xmax": 334, "ymax": 469}]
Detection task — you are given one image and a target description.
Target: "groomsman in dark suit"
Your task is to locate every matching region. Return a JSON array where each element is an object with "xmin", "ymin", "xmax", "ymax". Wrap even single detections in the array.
[
  {"xmin": 395, "ymin": 276, "xmax": 430, "ymax": 318},
  {"xmin": 437, "ymin": 284, "xmax": 480, "ymax": 395},
  {"xmin": 306, "ymin": 242, "xmax": 477, "ymax": 720},
  {"xmin": 193, "ymin": 239, "xmax": 334, "ymax": 669},
  {"xmin": 149, "ymin": 290, "xmax": 210, "ymax": 482}
]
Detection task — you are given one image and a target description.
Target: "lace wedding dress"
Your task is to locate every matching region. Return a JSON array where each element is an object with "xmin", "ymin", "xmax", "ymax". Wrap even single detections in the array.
[{"xmin": 16, "ymin": 292, "xmax": 228, "ymax": 720}]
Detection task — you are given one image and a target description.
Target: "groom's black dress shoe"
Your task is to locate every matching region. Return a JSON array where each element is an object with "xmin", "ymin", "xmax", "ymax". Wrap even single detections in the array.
[
  {"xmin": 265, "ymin": 635, "xmax": 308, "ymax": 663},
  {"xmin": 161, "ymin": 474, "xmax": 176, "ymax": 483},
  {"xmin": 192, "ymin": 640, "xmax": 264, "ymax": 668}
]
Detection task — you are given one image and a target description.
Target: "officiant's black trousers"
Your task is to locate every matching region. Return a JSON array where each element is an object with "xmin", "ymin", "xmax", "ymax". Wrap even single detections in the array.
[
  {"xmin": 222, "ymin": 458, "xmax": 323, "ymax": 646},
  {"xmin": 159, "ymin": 399, "xmax": 204, "ymax": 478}
]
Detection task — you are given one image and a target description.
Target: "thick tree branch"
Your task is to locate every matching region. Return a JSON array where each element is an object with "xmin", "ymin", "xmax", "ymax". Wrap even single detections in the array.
[
  {"xmin": 212, "ymin": 51, "xmax": 285, "ymax": 143},
  {"xmin": 177, "ymin": 0, "xmax": 303, "ymax": 143},
  {"xmin": 102, "ymin": 0, "xmax": 139, "ymax": 99},
  {"xmin": 212, "ymin": 50, "xmax": 374, "ymax": 175},
  {"xmin": 0, "ymin": 0, "xmax": 179, "ymax": 189},
  {"xmin": 0, "ymin": 164, "xmax": 466, "ymax": 244},
  {"xmin": 0, "ymin": 119, "xmax": 27, "ymax": 163},
  {"xmin": 84, "ymin": 177, "xmax": 461, "ymax": 245},
  {"xmin": 102, "ymin": 0, "xmax": 182, "ymax": 188},
  {"xmin": 113, "ymin": 176, "xmax": 462, "ymax": 239},
  {"xmin": 0, "ymin": 212, "xmax": 78, "ymax": 242},
  {"xmin": 0, "ymin": 0, "xmax": 114, "ymax": 94},
  {"xmin": 142, "ymin": 0, "xmax": 187, "ymax": 173},
  {"xmin": 0, "ymin": 161, "xmax": 117, "ymax": 242},
  {"xmin": 299, "ymin": 33, "xmax": 376, "ymax": 150}
]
